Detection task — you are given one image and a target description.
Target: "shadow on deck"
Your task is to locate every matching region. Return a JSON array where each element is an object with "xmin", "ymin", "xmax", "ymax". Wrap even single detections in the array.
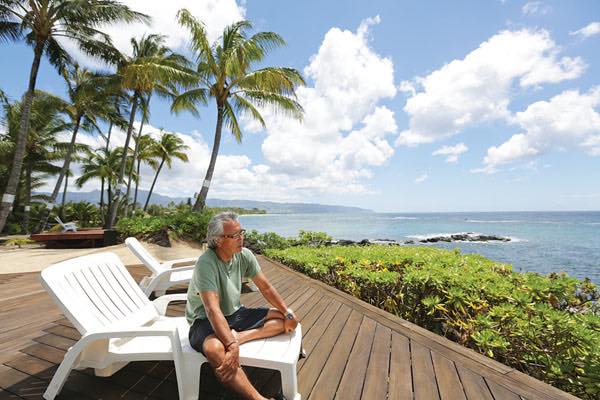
[{"xmin": 0, "ymin": 255, "xmax": 578, "ymax": 399}]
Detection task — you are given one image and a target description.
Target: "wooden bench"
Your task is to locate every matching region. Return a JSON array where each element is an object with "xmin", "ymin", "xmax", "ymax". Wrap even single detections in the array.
[{"xmin": 30, "ymin": 229, "xmax": 117, "ymax": 248}]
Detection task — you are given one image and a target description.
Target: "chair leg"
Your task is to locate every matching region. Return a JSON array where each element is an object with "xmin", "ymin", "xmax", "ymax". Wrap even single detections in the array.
[
  {"xmin": 179, "ymin": 355, "xmax": 203, "ymax": 400},
  {"xmin": 43, "ymin": 346, "xmax": 81, "ymax": 399},
  {"xmin": 279, "ymin": 363, "xmax": 301, "ymax": 400}
]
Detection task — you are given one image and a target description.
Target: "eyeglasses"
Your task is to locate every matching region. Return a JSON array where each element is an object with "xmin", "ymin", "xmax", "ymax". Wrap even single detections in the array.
[{"xmin": 222, "ymin": 229, "xmax": 246, "ymax": 239}]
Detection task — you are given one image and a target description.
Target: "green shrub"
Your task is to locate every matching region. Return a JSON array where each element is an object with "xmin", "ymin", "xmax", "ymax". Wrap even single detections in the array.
[
  {"xmin": 116, "ymin": 210, "xmax": 214, "ymax": 244},
  {"xmin": 265, "ymin": 244, "xmax": 600, "ymax": 398}
]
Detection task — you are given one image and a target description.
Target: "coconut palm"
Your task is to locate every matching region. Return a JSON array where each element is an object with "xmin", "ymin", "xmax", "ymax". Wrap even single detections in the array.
[
  {"xmin": 172, "ymin": 10, "xmax": 305, "ymax": 211},
  {"xmin": 37, "ymin": 64, "xmax": 125, "ymax": 231},
  {"xmin": 0, "ymin": 90, "xmax": 75, "ymax": 232},
  {"xmin": 106, "ymin": 33, "xmax": 195, "ymax": 228},
  {"xmin": 143, "ymin": 131, "xmax": 189, "ymax": 211},
  {"xmin": 0, "ymin": 0, "xmax": 148, "ymax": 232},
  {"xmin": 75, "ymin": 146, "xmax": 123, "ymax": 226},
  {"xmin": 132, "ymin": 133, "xmax": 159, "ymax": 210}
]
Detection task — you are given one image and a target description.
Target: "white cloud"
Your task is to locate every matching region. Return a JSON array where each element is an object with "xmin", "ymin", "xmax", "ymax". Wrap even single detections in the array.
[
  {"xmin": 522, "ymin": 2, "xmax": 551, "ymax": 16},
  {"xmin": 396, "ymin": 29, "xmax": 585, "ymax": 147},
  {"xmin": 570, "ymin": 22, "xmax": 600, "ymax": 40},
  {"xmin": 59, "ymin": 0, "xmax": 245, "ymax": 69},
  {"xmin": 478, "ymin": 87, "xmax": 600, "ymax": 172},
  {"xmin": 432, "ymin": 143, "xmax": 468, "ymax": 163},
  {"xmin": 414, "ymin": 173, "xmax": 428, "ymax": 183},
  {"xmin": 256, "ymin": 16, "xmax": 398, "ymax": 195}
]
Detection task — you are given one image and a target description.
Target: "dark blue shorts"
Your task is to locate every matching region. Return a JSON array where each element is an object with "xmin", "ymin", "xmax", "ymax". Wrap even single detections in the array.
[{"xmin": 189, "ymin": 306, "xmax": 270, "ymax": 355}]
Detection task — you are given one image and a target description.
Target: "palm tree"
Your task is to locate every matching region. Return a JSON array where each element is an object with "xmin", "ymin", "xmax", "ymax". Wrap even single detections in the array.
[
  {"xmin": 0, "ymin": 0, "xmax": 148, "ymax": 232},
  {"xmin": 76, "ymin": 146, "xmax": 123, "ymax": 226},
  {"xmin": 132, "ymin": 133, "xmax": 159, "ymax": 210},
  {"xmin": 37, "ymin": 64, "xmax": 124, "ymax": 231},
  {"xmin": 0, "ymin": 90, "xmax": 73, "ymax": 232},
  {"xmin": 172, "ymin": 10, "xmax": 305, "ymax": 211},
  {"xmin": 143, "ymin": 131, "xmax": 189, "ymax": 211},
  {"xmin": 106, "ymin": 33, "xmax": 194, "ymax": 228}
]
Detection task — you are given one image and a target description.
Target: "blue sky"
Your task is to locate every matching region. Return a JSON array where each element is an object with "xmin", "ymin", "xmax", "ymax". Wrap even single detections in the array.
[{"xmin": 1, "ymin": 0, "xmax": 600, "ymax": 212}]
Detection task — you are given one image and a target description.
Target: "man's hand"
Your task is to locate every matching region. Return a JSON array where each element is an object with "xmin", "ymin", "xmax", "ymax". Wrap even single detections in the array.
[{"xmin": 215, "ymin": 342, "xmax": 240, "ymax": 383}]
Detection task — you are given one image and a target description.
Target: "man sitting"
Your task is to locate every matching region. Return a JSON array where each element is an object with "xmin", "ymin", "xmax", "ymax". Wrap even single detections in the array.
[{"xmin": 186, "ymin": 211, "xmax": 299, "ymax": 400}]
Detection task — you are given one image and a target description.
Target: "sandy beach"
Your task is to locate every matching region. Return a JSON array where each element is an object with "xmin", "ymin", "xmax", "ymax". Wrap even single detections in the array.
[{"xmin": 0, "ymin": 239, "xmax": 205, "ymax": 274}]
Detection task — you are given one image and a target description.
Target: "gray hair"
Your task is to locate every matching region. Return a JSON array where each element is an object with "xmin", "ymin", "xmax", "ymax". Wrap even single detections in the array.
[{"xmin": 206, "ymin": 211, "xmax": 239, "ymax": 248}]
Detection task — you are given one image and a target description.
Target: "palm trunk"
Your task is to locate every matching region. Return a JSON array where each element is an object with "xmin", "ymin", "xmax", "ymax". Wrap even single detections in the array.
[
  {"xmin": 143, "ymin": 158, "xmax": 165, "ymax": 211},
  {"xmin": 133, "ymin": 158, "xmax": 142, "ymax": 208},
  {"xmin": 99, "ymin": 121, "xmax": 113, "ymax": 224},
  {"xmin": 193, "ymin": 104, "xmax": 224, "ymax": 212},
  {"xmin": 37, "ymin": 114, "xmax": 83, "ymax": 231},
  {"xmin": 60, "ymin": 173, "xmax": 68, "ymax": 219},
  {"xmin": 23, "ymin": 160, "xmax": 32, "ymax": 234},
  {"xmin": 0, "ymin": 42, "xmax": 44, "ymax": 232},
  {"xmin": 107, "ymin": 93, "xmax": 139, "ymax": 228},
  {"xmin": 125, "ymin": 118, "xmax": 146, "ymax": 215}
]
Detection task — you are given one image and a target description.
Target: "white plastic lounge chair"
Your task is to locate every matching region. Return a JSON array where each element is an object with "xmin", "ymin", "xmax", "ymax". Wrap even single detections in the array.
[
  {"xmin": 40, "ymin": 252, "xmax": 302, "ymax": 400},
  {"xmin": 125, "ymin": 237, "xmax": 197, "ymax": 297},
  {"xmin": 54, "ymin": 216, "xmax": 77, "ymax": 233}
]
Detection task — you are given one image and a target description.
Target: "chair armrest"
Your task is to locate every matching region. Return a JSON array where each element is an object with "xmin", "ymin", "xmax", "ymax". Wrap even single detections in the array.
[
  {"xmin": 152, "ymin": 293, "xmax": 188, "ymax": 315},
  {"xmin": 161, "ymin": 257, "xmax": 198, "ymax": 268}
]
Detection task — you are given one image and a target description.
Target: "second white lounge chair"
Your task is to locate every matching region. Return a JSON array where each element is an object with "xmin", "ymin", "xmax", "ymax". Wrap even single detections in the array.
[
  {"xmin": 40, "ymin": 252, "xmax": 303, "ymax": 400},
  {"xmin": 125, "ymin": 237, "xmax": 198, "ymax": 297}
]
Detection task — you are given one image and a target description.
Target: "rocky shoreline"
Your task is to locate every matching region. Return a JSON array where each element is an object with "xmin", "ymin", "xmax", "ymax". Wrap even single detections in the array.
[{"xmin": 329, "ymin": 232, "xmax": 511, "ymax": 246}]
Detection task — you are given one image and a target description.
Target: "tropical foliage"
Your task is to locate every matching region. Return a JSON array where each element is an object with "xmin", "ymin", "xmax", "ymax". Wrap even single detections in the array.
[
  {"xmin": 173, "ymin": 9, "xmax": 305, "ymax": 211},
  {"xmin": 265, "ymin": 243, "xmax": 600, "ymax": 399}
]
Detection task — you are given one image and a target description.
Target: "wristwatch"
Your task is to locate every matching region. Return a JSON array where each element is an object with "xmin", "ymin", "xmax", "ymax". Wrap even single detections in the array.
[{"xmin": 285, "ymin": 308, "xmax": 294, "ymax": 320}]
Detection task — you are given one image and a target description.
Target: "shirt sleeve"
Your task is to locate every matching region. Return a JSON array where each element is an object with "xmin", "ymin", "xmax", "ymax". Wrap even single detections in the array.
[
  {"xmin": 198, "ymin": 259, "xmax": 219, "ymax": 292},
  {"xmin": 243, "ymin": 248, "xmax": 261, "ymax": 279}
]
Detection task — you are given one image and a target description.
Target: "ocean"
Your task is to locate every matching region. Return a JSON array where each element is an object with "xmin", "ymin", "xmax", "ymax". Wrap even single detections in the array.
[{"xmin": 239, "ymin": 211, "xmax": 600, "ymax": 285}]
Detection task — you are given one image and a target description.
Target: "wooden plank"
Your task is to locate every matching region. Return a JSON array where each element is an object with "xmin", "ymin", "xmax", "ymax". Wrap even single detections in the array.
[
  {"xmin": 456, "ymin": 366, "xmax": 493, "ymax": 400},
  {"xmin": 431, "ymin": 351, "xmax": 467, "ymax": 400},
  {"xmin": 298, "ymin": 300, "xmax": 342, "ymax": 368},
  {"xmin": 412, "ymin": 340, "xmax": 441, "ymax": 400},
  {"xmin": 298, "ymin": 304, "xmax": 352, "ymax": 396},
  {"xmin": 334, "ymin": 317, "xmax": 377, "ymax": 400},
  {"xmin": 388, "ymin": 331, "xmax": 413, "ymax": 400},
  {"xmin": 309, "ymin": 310, "xmax": 363, "ymax": 400},
  {"xmin": 486, "ymin": 379, "xmax": 523, "ymax": 400},
  {"xmin": 361, "ymin": 323, "xmax": 392, "ymax": 400}
]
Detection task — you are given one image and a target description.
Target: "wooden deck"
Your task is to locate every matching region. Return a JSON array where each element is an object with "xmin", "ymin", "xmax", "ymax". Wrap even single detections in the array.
[
  {"xmin": 0, "ymin": 255, "xmax": 579, "ymax": 400},
  {"xmin": 30, "ymin": 229, "xmax": 117, "ymax": 248}
]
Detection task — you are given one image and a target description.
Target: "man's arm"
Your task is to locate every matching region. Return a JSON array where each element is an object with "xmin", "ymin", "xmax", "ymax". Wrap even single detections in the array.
[
  {"xmin": 252, "ymin": 271, "xmax": 299, "ymax": 332},
  {"xmin": 200, "ymin": 291, "xmax": 239, "ymax": 381}
]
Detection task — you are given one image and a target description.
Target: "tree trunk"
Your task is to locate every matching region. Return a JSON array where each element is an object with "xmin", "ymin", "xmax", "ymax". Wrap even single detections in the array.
[
  {"xmin": 193, "ymin": 104, "xmax": 224, "ymax": 212},
  {"xmin": 143, "ymin": 158, "xmax": 165, "ymax": 211},
  {"xmin": 23, "ymin": 160, "xmax": 32, "ymax": 234},
  {"xmin": 60, "ymin": 173, "xmax": 68, "ymax": 219},
  {"xmin": 127, "ymin": 93, "xmax": 151, "ymax": 215},
  {"xmin": 125, "ymin": 117, "xmax": 146, "ymax": 215},
  {"xmin": 133, "ymin": 158, "xmax": 141, "ymax": 209},
  {"xmin": 37, "ymin": 114, "xmax": 83, "ymax": 231},
  {"xmin": 0, "ymin": 42, "xmax": 44, "ymax": 232},
  {"xmin": 107, "ymin": 93, "xmax": 139, "ymax": 228},
  {"xmin": 99, "ymin": 121, "xmax": 113, "ymax": 225}
]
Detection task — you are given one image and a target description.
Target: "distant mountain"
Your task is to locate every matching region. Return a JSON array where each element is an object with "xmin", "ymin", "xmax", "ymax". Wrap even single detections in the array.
[{"xmin": 36, "ymin": 190, "xmax": 374, "ymax": 214}]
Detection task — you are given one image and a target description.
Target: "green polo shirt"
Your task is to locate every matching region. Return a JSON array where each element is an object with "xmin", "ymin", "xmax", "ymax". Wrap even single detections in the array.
[{"xmin": 185, "ymin": 247, "xmax": 261, "ymax": 324}]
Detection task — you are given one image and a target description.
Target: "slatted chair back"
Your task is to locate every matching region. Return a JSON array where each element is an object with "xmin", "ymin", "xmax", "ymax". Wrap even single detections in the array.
[
  {"xmin": 40, "ymin": 252, "xmax": 159, "ymax": 336},
  {"xmin": 125, "ymin": 237, "xmax": 164, "ymax": 274}
]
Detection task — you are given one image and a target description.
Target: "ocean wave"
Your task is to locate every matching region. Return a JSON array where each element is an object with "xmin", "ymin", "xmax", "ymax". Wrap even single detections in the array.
[
  {"xmin": 406, "ymin": 232, "xmax": 525, "ymax": 243},
  {"xmin": 466, "ymin": 219, "xmax": 524, "ymax": 224},
  {"xmin": 389, "ymin": 216, "xmax": 419, "ymax": 220}
]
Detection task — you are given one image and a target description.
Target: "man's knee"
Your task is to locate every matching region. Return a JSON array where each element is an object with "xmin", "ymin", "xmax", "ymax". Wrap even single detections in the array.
[{"xmin": 202, "ymin": 336, "xmax": 225, "ymax": 365}]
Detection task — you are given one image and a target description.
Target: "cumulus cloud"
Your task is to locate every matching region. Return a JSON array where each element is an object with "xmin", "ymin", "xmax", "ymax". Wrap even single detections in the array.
[
  {"xmin": 477, "ymin": 87, "xmax": 600, "ymax": 173},
  {"xmin": 414, "ymin": 174, "xmax": 428, "ymax": 183},
  {"xmin": 59, "ymin": 0, "xmax": 245, "ymax": 69},
  {"xmin": 522, "ymin": 1, "xmax": 552, "ymax": 16},
  {"xmin": 432, "ymin": 143, "xmax": 468, "ymax": 163},
  {"xmin": 396, "ymin": 29, "xmax": 585, "ymax": 147},
  {"xmin": 570, "ymin": 22, "xmax": 600, "ymax": 40},
  {"xmin": 256, "ymin": 16, "xmax": 398, "ymax": 195}
]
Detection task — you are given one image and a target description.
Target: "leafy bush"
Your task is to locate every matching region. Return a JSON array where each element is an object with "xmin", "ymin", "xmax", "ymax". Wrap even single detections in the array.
[
  {"xmin": 116, "ymin": 210, "xmax": 214, "ymax": 244},
  {"xmin": 244, "ymin": 230, "xmax": 332, "ymax": 254},
  {"xmin": 265, "ymin": 244, "xmax": 600, "ymax": 398}
]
